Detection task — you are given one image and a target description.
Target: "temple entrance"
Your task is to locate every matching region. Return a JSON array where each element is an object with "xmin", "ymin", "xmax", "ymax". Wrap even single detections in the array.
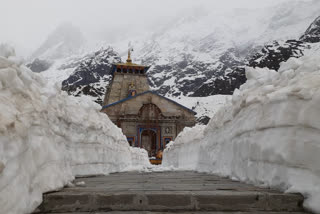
[{"xmin": 141, "ymin": 130, "xmax": 157, "ymax": 157}]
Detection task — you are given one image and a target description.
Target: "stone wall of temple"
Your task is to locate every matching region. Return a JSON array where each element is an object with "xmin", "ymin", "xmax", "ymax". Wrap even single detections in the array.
[
  {"xmin": 103, "ymin": 73, "xmax": 150, "ymax": 105},
  {"xmin": 101, "ymin": 58, "xmax": 196, "ymax": 155},
  {"xmin": 103, "ymin": 92, "xmax": 195, "ymax": 119},
  {"xmin": 101, "ymin": 92, "xmax": 196, "ymax": 149}
]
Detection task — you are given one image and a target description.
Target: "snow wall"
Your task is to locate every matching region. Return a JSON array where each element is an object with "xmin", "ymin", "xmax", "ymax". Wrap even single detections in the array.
[
  {"xmin": 0, "ymin": 44, "xmax": 150, "ymax": 214},
  {"xmin": 163, "ymin": 55, "xmax": 320, "ymax": 213}
]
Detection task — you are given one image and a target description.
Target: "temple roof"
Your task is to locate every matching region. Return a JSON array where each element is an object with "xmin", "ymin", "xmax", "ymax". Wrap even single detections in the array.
[
  {"xmin": 114, "ymin": 48, "xmax": 148, "ymax": 68},
  {"xmin": 111, "ymin": 48, "xmax": 150, "ymax": 74},
  {"xmin": 114, "ymin": 62, "xmax": 149, "ymax": 67},
  {"xmin": 101, "ymin": 91, "xmax": 197, "ymax": 115}
]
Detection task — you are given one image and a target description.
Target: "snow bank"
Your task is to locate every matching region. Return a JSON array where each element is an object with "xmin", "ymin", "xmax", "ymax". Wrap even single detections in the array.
[
  {"xmin": 162, "ymin": 125, "xmax": 205, "ymax": 170},
  {"xmin": 0, "ymin": 44, "xmax": 149, "ymax": 214},
  {"xmin": 163, "ymin": 54, "xmax": 320, "ymax": 213}
]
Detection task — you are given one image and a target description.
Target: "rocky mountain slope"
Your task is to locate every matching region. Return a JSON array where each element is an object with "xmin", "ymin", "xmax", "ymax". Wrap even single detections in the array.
[
  {"xmin": 28, "ymin": 0, "xmax": 320, "ymax": 123},
  {"xmin": 61, "ymin": 47, "xmax": 121, "ymax": 105},
  {"xmin": 248, "ymin": 16, "xmax": 320, "ymax": 71},
  {"xmin": 55, "ymin": 13, "xmax": 319, "ymax": 123},
  {"xmin": 192, "ymin": 15, "xmax": 320, "ymax": 97},
  {"xmin": 27, "ymin": 23, "xmax": 85, "ymax": 73},
  {"xmin": 130, "ymin": 0, "xmax": 320, "ymax": 97},
  {"xmin": 26, "ymin": 58, "xmax": 52, "ymax": 73},
  {"xmin": 300, "ymin": 15, "xmax": 320, "ymax": 43}
]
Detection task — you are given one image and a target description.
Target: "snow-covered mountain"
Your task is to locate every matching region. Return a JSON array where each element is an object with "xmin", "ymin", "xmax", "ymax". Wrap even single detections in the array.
[
  {"xmin": 248, "ymin": 15, "xmax": 320, "ymax": 71},
  {"xmin": 26, "ymin": 58, "xmax": 52, "ymax": 73},
  {"xmin": 27, "ymin": 23, "xmax": 86, "ymax": 73},
  {"xmin": 194, "ymin": 15, "xmax": 320, "ymax": 98},
  {"xmin": 31, "ymin": 22, "xmax": 85, "ymax": 60},
  {"xmin": 301, "ymin": 15, "xmax": 320, "ymax": 43},
  {"xmin": 61, "ymin": 47, "xmax": 121, "ymax": 105},
  {"xmin": 28, "ymin": 0, "xmax": 320, "ymax": 123},
  {"xmin": 127, "ymin": 0, "xmax": 320, "ymax": 97}
]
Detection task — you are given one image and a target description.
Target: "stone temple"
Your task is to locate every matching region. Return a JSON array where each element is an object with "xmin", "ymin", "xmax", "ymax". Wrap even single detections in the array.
[{"xmin": 101, "ymin": 49, "xmax": 196, "ymax": 162}]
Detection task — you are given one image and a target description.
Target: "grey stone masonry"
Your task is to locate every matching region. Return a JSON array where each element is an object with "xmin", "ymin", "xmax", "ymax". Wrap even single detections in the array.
[
  {"xmin": 33, "ymin": 171, "xmax": 312, "ymax": 213},
  {"xmin": 104, "ymin": 73, "xmax": 150, "ymax": 105}
]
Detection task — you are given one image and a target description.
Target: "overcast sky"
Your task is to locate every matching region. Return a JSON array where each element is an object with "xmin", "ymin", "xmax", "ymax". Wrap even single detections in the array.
[{"xmin": 0, "ymin": 0, "xmax": 309, "ymax": 56}]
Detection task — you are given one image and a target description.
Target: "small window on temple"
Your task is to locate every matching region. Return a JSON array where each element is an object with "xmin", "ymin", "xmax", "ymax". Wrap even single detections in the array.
[
  {"xmin": 123, "ymin": 68, "xmax": 127, "ymax": 73},
  {"xmin": 128, "ymin": 68, "xmax": 133, "ymax": 73},
  {"xmin": 117, "ymin": 68, "xmax": 121, "ymax": 72},
  {"xmin": 128, "ymin": 90, "xmax": 136, "ymax": 97},
  {"xmin": 140, "ymin": 70, "xmax": 144, "ymax": 74}
]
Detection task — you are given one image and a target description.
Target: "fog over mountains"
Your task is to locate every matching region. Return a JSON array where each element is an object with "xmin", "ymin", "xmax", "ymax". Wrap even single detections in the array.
[{"xmin": 24, "ymin": 0, "xmax": 320, "ymax": 122}]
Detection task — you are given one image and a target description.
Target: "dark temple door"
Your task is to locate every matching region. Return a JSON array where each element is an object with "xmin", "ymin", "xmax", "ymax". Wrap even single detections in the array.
[{"xmin": 141, "ymin": 130, "xmax": 157, "ymax": 157}]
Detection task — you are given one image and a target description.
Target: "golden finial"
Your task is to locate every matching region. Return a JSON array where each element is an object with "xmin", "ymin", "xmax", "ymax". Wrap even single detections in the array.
[{"xmin": 127, "ymin": 48, "xmax": 133, "ymax": 63}]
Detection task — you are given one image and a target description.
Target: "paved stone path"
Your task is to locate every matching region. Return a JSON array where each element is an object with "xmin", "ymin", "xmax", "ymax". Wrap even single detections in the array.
[{"xmin": 34, "ymin": 171, "xmax": 311, "ymax": 213}]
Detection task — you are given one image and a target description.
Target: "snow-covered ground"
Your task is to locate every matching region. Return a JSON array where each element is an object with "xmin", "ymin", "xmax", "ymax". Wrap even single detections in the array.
[
  {"xmin": 0, "ymin": 44, "xmax": 150, "ymax": 214},
  {"xmin": 163, "ymin": 49, "xmax": 320, "ymax": 213}
]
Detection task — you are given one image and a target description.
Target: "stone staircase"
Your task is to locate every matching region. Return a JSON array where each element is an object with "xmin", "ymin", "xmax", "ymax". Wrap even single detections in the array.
[{"xmin": 33, "ymin": 171, "xmax": 311, "ymax": 214}]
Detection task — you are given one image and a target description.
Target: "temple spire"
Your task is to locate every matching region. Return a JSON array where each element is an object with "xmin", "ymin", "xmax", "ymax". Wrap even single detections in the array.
[{"xmin": 127, "ymin": 47, "xmax": 133, "ymax": 63}]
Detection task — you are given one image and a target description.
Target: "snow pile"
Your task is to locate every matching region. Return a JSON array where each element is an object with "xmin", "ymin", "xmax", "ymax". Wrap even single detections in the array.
[
  {"xmin": 163, "ymin": 54, "xmax": 320, "ymax": 213},
  {"xmin": 129, "ymin": 147, "xmax": 150, "ymax": 167},
  {"xmin": 0, "ymin": 44, "xmax": 149, "ymax": 214},
  {"xmin": 162, "ymin": 125, "xmax": 205, "ymax": 170}
]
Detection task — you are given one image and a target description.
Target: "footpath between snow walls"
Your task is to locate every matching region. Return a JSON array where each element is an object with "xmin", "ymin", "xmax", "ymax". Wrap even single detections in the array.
[
  {"xmin": 163, "ymin": 55, "xmax": 320, "ymax": 213},
  {"xmin": 0, "ymin": 44, "xmax": 150, "ymax": 214}
]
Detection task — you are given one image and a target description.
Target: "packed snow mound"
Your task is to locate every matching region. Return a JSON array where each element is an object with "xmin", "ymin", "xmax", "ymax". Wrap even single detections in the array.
[
  {"xmin": 163, "ymin": 53, "xmax": 320, "ymax": 213},
  {"xmin": 163, "ymin": 125, "xmax": 206, "ymax": 170},
  {"xmin": 0, "ymin": 44, "xmax": 150, "ymax": 214}
]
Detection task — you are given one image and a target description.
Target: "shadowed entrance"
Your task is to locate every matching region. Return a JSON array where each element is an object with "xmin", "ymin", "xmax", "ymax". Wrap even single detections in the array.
[{"xmin": 141, "ymin": 130, "xmax": 157, "ymax": 157}]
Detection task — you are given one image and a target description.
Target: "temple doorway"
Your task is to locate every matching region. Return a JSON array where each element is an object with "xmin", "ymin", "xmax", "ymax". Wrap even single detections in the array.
[{"xmin": 141, "ymin": 130, "xmax": 157, "ymax": 157}]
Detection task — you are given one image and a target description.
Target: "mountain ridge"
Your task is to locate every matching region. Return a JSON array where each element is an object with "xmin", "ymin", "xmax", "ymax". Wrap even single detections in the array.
[{"xmin": 27, "ymin": 1, "xmax": 320, "ymax": 123}]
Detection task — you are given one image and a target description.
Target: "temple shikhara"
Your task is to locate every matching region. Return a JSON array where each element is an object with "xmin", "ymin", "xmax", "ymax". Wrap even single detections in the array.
[{"xmin": 101, "ymin": 49, "xmax": 196, "ymax": 163}]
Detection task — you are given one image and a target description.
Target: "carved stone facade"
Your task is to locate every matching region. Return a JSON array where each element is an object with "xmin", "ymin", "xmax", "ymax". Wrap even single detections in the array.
[
  {"xmin": 101, "ymin": 51, "xmax": 196, "ymax": 158},
  {"xmin": 102, "ymin": 91, "xmax": 196, "ymax": 156}
]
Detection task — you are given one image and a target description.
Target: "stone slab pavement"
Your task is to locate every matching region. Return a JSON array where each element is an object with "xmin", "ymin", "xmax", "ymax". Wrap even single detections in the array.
[{"xmin": 34, "ymin": 171, "xmax": 311, "ymax": 213}]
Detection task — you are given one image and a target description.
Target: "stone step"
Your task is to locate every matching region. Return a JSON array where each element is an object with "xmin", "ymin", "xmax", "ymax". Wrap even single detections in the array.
[
  {"xmin": 35, "ymin": 190, "xmax": 305, "ymax": 213},
  {"xmin": 33, "ymin": 171, "xmax": 309, "ymax": 213},
  {"xmin": 36, "ymin": 212, "xmax": 310, "ymax": 214}
]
